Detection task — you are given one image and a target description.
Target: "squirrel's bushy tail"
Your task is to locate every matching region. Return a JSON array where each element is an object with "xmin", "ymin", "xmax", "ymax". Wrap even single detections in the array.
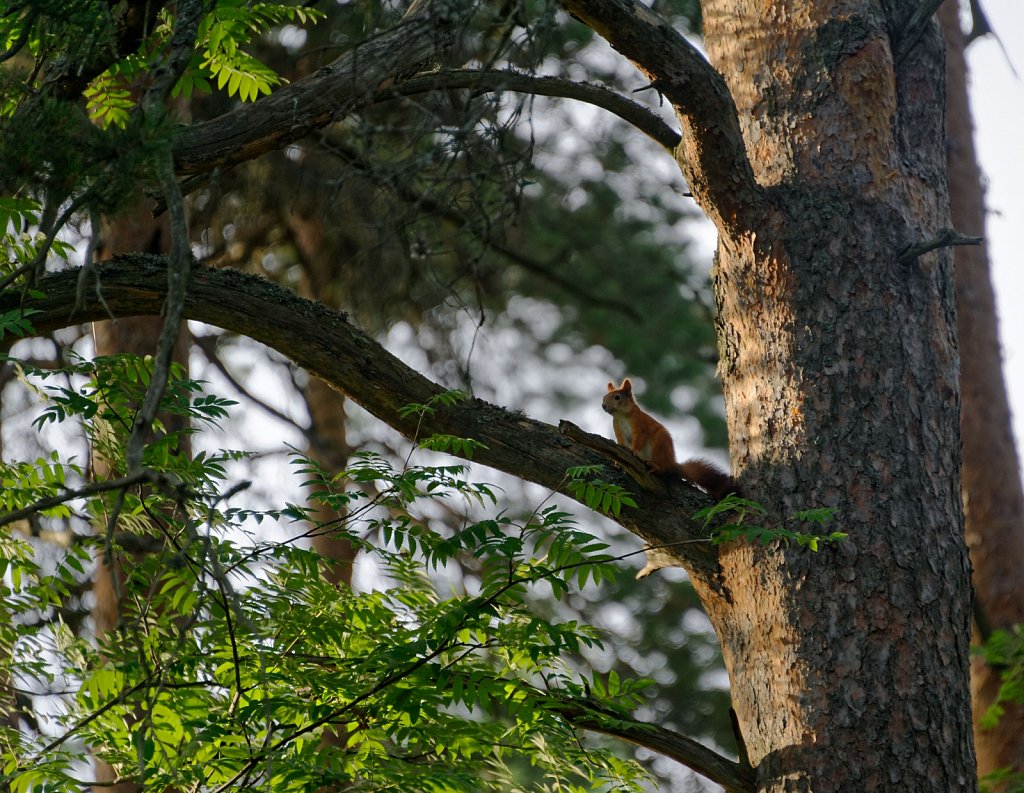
[{"xmin": 677, "ymin": 459, "xmax": 738, "ymax": 500}]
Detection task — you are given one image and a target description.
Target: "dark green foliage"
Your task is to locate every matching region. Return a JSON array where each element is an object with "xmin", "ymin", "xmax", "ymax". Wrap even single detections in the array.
[
  {"xmin": 975, "ymin": 626, "xmax": 1024, "ymax": 792},
  {"xmin": 975, "ymin": 626, "xmax": 1024, "ymax": 730}
]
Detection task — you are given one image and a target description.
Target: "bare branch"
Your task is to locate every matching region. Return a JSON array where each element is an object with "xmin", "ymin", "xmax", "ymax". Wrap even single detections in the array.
[
  {"xmin": 550, "ymin": 699, "xmax": 755, "ymax": 793},
  {"xmin": 0, "ymin": 470, "xmax": 166, "ymax": 529},
  {"xmin": 172, "ymin": 1, "xmax": 465, "ymax": 177},
  {"xmin": 192, "ymin": 332, "xmax": 304, "ymax": 430},
  {"xmin": 964, "ymin": 0, "xmax": 1017, "ymax": 74},
  {"xmin": 315, "ymin": 137, "xmax": 643, "ymax": 320},
  {"xmin": 390, "ymin": 69, "xmax": 681, "ymax": 150},
  {"xmin": 897, "ymin": 227, "xmax": 983, "ymax": 264},
  {"xmin": 557, "ymin": 0, "xmax": 768, "ymax": 236}
]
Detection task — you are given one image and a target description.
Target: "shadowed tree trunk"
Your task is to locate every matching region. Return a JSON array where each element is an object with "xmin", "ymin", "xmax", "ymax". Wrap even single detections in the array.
[
  {"xmin": 940, "ymin": 0, "xmax": 1024, "ymax": 784},
  {"xmin": 91, "ymin": 202, "xmax": 189, "ymax": 793},
  {"xmin": 635, "ymin": 0, "xmax": 973, "ymax": 787}
]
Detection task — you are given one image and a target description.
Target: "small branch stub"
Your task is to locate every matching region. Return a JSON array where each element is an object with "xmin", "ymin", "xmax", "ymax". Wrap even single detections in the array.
[
  {"xmin": 897, "ymin": 227, "xmax": 983, "ymax": 264},
  {"xmin": 557, "ymin": 420, "xmax": 663, "ymax": 491},
  {"xmin": 635, "ymin": 543, "xmax": 686, "ymax": 580}
]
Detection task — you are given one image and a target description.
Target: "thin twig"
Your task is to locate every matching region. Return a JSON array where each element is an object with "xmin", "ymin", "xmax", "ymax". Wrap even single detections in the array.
[
  {"xmin": 192, "ymin": 333, "xmax": 304, "ymax": 429},
  {"xmin": 0, "ymin": 193, "xmax": 89, "ymax": 293},
  {"xmin": 123, "ymin": 150, "xmax": 190, "ymax": 473},
  {"xmin": 316, "ymin": 136, "xmax": 644, "ymax": 321},
  {"xmin": 74, "ymin": 210, "xmax": 104, "ymax": 316},
  {"xmin": 35, "ymin": 672, "xmax": 158, "ymax": 756},
  {"xmin": 0, "ymin": 470, "xmax": 156, "ymax": 529},
  {"xmin": 123, "ymin": 0, "xmax": 205, "ymax": 472}
]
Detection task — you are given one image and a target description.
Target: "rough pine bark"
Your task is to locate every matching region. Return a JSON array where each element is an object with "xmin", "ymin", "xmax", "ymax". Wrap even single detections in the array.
[
  {"xmin": 690, "ymin": 1, "xmax": 975, "ymax": 789},
  {"xmin": 939, "ymin": 0, "xmax": 1024, "ymax": 782}
]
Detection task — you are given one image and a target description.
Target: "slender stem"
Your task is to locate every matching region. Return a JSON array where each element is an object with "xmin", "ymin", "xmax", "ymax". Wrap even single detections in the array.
[{"xmin": 0, "ymin": 471, "xmax": 154, "ymax": 528}]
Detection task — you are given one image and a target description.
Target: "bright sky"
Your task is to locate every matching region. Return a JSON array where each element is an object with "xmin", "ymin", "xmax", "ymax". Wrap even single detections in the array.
[{"xmin": 968, "ymin": 0, "xmax": 1024, "ymax": 457}]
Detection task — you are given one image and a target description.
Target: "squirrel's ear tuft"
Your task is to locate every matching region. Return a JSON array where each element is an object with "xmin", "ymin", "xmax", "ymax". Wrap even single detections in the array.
[
  {"xmin": 621, "ymin": 378, "xmax": 632, "ymax": 392},
  {"xmin": 607, "ymin": 381, "xmax": 616, "ymax": 392}
]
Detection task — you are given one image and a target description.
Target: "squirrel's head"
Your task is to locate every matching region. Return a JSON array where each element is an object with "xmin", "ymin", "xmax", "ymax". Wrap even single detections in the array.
[{"xmin": 602, "ymin": 378, "xmax": 634, "ymax": 414}]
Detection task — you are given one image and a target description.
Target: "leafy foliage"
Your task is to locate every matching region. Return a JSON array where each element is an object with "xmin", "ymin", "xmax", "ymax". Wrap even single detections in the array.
[
  {"xmin": 0, "ymin": 352, "xmax": 653, "ymax": 792},
  {"xmin": 698, "ymin": 496, "xmax": 847, "ymax": 552},
  {"xmin": 0, "ymin": 0, "xmax": 323, "ymax": 232},
  {"xmin": 975, "ymin": 625, "xmax": 1024, "ymax": 792},
  {"xmin": 566, "ymin": 466, "xmax": 638, "ymax": 518},
  {"xmin": 0, "ymin": 2, "xmax": 736, "ymax": 789},
  {"xmin": 976, "ymin": 625, "xmax": 1024, "ymax": 730},
  {"xmin": 82, "ymin": 0, "xmax": 324, "ymax": 128},
  {"xmin": 0, "ymin": 197, "xmax": 72, "ymax": 289}
]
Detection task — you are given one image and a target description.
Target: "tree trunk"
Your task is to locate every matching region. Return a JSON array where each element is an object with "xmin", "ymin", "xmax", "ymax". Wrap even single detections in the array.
[
  {"xmin": 91, "ymin": 201, "xmax": 188, "ymax": 793},
  {"xmin": 286, "ymin": 201, "xmax": 361, "ymax": 583},
  {"xmin": 690, "ymin": 1, "xmax": 976, "ymax": 789},
  {"xmin": 939, "ymin": 0, "xmax": 1024, "ymax": 783}
]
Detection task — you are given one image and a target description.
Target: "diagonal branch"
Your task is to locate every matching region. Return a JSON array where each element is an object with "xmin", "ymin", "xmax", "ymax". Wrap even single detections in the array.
[
  {"xmin": 0, "ymin": 256, "xmax": 725, "ymax": 587},
  {"xmin": 896, "ymin": 226, "xmax": 983, "ymax": 264},
  {"xmin": 168, "ymin": 0, "xmax": 763, "ymax": 240},
  {"xmin": 550, "ymin": 699, "xmax": 755, "ymax": 793},
  {"xmin": 893, "ymin": 0, "xmax": 945, "ymax": 65},
  {"xmin": 316, "ymin": 137, "xmax": 643, "ymax": 320},
  {"xmin": 557, "ymin": 0, "xmax": 768, "ymax": 236},
  {"xmin": 172, "ymin": 0, "xmax": 465, "ymax": 177},
  {"xmin": 0, "ymin": 471, "xmax": 157, "ymax": 529}
]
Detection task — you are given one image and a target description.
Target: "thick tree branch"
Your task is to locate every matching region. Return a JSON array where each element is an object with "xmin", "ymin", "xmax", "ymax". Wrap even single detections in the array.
[
  {"xmin": 558, "ymin": 420, "xmax": 661, "ymax": 490},
  {"xmin": 551, "ymin": 699, "xmax": 755, "ymax": 793},
  {"xmin": 557, "ymin": 0, "xmax": 768, "ymax": 236},
  {"xmin": 172, "ymin": 1, "xmax": 465, "ymax": 176},
  {"xmin": 168, "ymin": 0, "xmax": 764, "ymax": 238},
  {"xmin": 1, "ymin": 257, "xmax": 726, "ymax": 586}
]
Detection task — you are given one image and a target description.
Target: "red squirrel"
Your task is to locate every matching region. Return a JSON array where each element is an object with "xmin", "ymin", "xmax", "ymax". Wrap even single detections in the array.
[{"xmin": 602, "ymin": 378, "xmax": 736, "ymax": 500}]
